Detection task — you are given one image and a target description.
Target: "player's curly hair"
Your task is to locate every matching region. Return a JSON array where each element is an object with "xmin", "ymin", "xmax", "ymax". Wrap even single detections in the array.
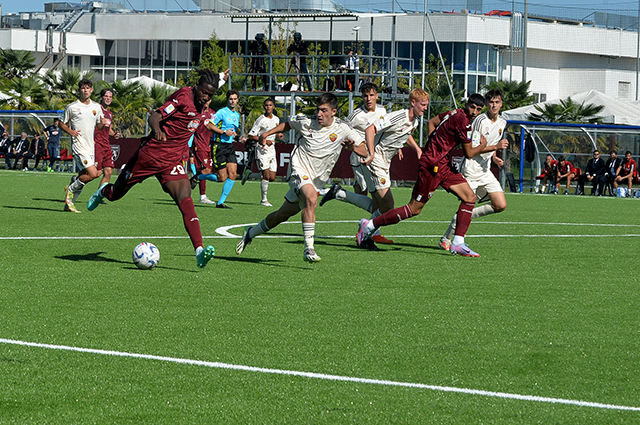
[{"xmin": 196, "ymin": 69, "xmax": 221, "ymax": 88}]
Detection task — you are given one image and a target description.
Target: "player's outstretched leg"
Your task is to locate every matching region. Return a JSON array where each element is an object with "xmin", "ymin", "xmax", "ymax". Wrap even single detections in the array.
[
  {"xmin": 196, "ymin": 245, "xmax": 215, "ymax": 268},
  {"xmin": 87, "ymin": 183, "xmax": 108, "ymax": 211},
  {"xmin": 236, "ymin": 226, "xmax": 253, "ymax": 254},
  {"xmin": 319, "ymin": 182, "xmax": 342, "ymax": 206}
]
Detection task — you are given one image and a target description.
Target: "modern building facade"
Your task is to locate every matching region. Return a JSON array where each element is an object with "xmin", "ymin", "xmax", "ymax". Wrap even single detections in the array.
[{"xmin": 1, "ymin": 4, "xmax": 639, "ymax": 102}]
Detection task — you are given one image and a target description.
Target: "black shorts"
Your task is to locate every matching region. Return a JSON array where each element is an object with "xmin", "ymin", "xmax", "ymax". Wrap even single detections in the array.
[{"xmin": 212, "ymin": 142, "xmax": 237, "ymax": 170}]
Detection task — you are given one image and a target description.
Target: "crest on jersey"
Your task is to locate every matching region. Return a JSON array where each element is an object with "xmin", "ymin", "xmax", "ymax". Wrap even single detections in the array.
[
  {"xmin": 111, "ymin": 145, "xmax": 121, "ymax": 162},
  {"xmin": 329, "ymin": 133, "xmax": 337, "ymax": 142},
  {"xmin": 302, "ymin": 175, "xmax": 309, "ymax": 180},
  {"xmin": 83, "ymin": 159, "xmax": 88, "ymax": 165},
  {"xmin": 92, "ymin": 110, "xmax": 97, "ymax": 116},
  {"xmin": 187, "ymin": 119, "xmax": 201, "ymax": 133},
  {"xmin": 380, "ymin": 178, "xmax": 386, "ymax": 185},
  {"xmin": 499, "ymin": 128, "xmax": 503, "ymax": 135}
]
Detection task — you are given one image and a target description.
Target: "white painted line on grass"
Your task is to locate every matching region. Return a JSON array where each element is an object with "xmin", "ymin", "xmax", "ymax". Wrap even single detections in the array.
[{"xmin": 1, "ymin": 338, "xmax": 638, "ymax": 412}]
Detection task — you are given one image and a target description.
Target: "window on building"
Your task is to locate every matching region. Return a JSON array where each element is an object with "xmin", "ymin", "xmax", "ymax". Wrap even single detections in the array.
[
  {"xmin": 468, "ymin": 43, "xmax": 478, "ymax": 71},
  {"xmin": 105, "ymin": 40, "xmax": 115, "ymax": 66},
  {"xmin": 619, "ymin": 81, "xmax": 631, "ymax": 99},
  {"xmin": 129, "ymin": 40, "xmax": 140, "ymax": 67},
  {"xmin": 117, "ymin": 40, "xmax": 127, "ymax": 66},
  {"xmin": 453, "ymin": 43, "xmax": 465, "ymax": 71},
  {"xmin": 141, "ymin": 41, "xmax": 152, "ymax": 67},
  {"xmin": 533, "ymin": 93, "xmax": 547, "ymax": 103},
  {"xmin": 177, "ymin": 41, "xmax": 190, "ymax": 68},
  {"xmin": 165, "ymin": 40, "xmax": 176, "ymax": 67}
]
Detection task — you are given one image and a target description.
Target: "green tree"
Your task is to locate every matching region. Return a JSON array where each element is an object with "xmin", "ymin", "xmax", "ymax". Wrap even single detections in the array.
[
  {"xmin": 0, "ymin": 76, "xmax": 47, "ymax": 110},
  {"xmin": 483, "ymin": 79, "xmax": 536, "ymax": 110},
  {"xmin": 529, "ymin": 97, "xmax": 604, "ymax": 124},
  {"xmin": 0, "ymin": 50, "xmax": 36, "ymax": 79},
  {"xmin": 107, "ymin": 80, "xmax": 154, "ymax": 137}
]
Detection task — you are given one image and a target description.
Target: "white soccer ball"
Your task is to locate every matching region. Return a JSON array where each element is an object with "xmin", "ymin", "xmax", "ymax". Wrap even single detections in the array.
[{"xmin": 132, "ymin": 242, "xmax": 160, "ymax": 270}]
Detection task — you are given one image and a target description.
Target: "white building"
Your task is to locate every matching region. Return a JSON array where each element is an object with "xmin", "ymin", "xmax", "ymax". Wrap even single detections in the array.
[{"xmin": 1, "ymin": 4, "xmax": 638, "ymax": 101}]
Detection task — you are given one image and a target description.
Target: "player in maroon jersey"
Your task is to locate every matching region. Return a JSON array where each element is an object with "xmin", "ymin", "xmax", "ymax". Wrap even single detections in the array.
[
  {"xmin": 356, "ymin": 94, "xmax": 489, "ymax": 257},
  {"xmin": 554, "ymin": 155, "xmax": 577, "ymax": 195},
  {"xmin": 188, "ymin": 105, "xmax": 217, "ymax": 204},
  {"xmin": 94, "ymin": 88, "xmax": 120, "ymax": 187},
  {"xmin": 537, "ymin": 154, "xmax": 558, "ymax": 193},
  {"xmin": 87, "ymin": 69, "xmax": 228, "ymax": 268},
  {"xmin": 614, "ymin": 150, "xmax": 637, "ymax": 194}
]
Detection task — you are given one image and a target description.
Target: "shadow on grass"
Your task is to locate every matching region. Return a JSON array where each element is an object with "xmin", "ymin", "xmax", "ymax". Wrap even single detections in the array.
[
  {"xmin": 212, "ymin": 255, "xmax": 310, "ymax": 270},
  {"xmin": 55, "ymin": 252, "xmax": 130, "ymax": 264}
]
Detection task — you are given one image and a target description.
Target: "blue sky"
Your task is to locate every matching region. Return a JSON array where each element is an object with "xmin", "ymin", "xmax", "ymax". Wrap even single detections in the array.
[{"xmin": 1, "ymin": 0, "xmax": 637, "ymax": 17}]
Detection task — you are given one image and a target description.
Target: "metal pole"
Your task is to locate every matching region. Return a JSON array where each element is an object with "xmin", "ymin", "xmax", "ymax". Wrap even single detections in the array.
[
  {"xmin": 523, "ymin": 0, "xmax": 528, "ymax": 82},
  {"xmin": 519, "ymin": 126, "xmax": 525, "ymax": 192},
  {"xmin": 420, "ymin": 0, "xmax": 428, "ymax": 147},
  {"xmin": 510, "ymin": 0, "xmax": 514, "ymax": 81},
  {"xmin": 636, "ymin": 0, "xmax": 640, "ymax": 100}
]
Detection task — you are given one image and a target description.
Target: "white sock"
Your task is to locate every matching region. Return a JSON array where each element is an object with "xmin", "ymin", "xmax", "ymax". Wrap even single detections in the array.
[
  {"xmin": 261, "ymin": 179, "xmax": 269, "ymax": 201},
  {"xmin": 365, "ymin": 219, "xmax": 376, "ymax": 233},
  {"xmin": 195, "ymin": 246, "xmax": 203, "ymax": 256},
  {"xmin": 302, "ymin": 222, "xmax": 315, "ymax": 250},
  {"xmin": 200, "ymin": 194, "xmax": 208, "ymax": 200},
  {"xmin": 370, "ymin": 210, "xmax": 382, "ymax": 235},
  {"xmin": 335, "ymin": 188, "xmax": 347, "ymax": 200},
  {"xmin": 71, "ymin": 179, "xmax": 85, "ymax": 202},
  {"xmin": 249, "ymin": 219, "xmax": 270, "ymax": 239},
  {"xmin": 472, "ymin": 203, "xmax": 495, "ymax": 219},
  {"xmin": 342, "ymin": 190, "xmax": 373, "ymax": 212},
  {"xmin": 453, "ymin": 235, "xmax": 465, "ymax": 245},
  {"xmin": 444, "ymin": 213, "xmax": 457, "ymax": 240}
]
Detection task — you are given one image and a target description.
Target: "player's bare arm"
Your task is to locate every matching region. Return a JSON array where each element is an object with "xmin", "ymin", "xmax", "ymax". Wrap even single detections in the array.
[
  {"xmin": 362, "ymin": 124, "xmax": 376, "ymax": 165},
  {"xmin": 59, "ymin": 120, "xmax": 80, "ymax": 139},
  {"xmin": 427, "ymin": 115, "xmax": 442, "ymax": 135},
  {"xmin": 462, "ymin": 134, "xmax": 487, "ymax": 158},
  {"xmin": 405, "ymin": 135, "xmax": 422, "ymax": 159},
  {"xmin": 342, "ymin": 139, "xmax": 368, "ymax": 157},
  {"xmin": 259, "ymin": 122, "xmax": 289, "ymax": 145},
  {"xmin": 492, "ymin": 151, "xmax": 504, "ymax": 167},
  {"xmin": 148, "ymin": 111, "xmax": 166, "ymax": 141}
]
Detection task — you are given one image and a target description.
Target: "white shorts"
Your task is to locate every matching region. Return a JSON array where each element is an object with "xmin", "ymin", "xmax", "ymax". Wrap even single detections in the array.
[
  {"xmin": 368, "ymin": 148, "xmax": 392, "ymax": 190},
  {"xmin": 465, "ymin": 171, "xmax": 503, "ymax": 201},
  {"xmin": 256, "ymin": 149, "xmax": 277, "ymax": 172},
  {"xmin": 285, "ymin": 177, "xmax": 320, "ymax": 209},
  {"xmin": 352, "ymin": 164, "xmax": 376, "ymax": 192},
  {"xmin": 71, "ymin": 143, "xmax": 95, "ymax": 171}
]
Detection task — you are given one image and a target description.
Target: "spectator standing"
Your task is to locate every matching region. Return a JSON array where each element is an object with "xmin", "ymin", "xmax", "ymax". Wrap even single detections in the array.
[
  {"xmin": 44, "ymin": 118, "xmax": 62, "ymax": 172},
  {"xmin": 577, "ymin": 150, "xmax": 605, "ymax": 195},
  {"xmin": 248, "ymin": 33, "xmax": 271, "ymax": 91},
  {"xmin": 287, "ymin": 32, "xmax": 313, "ymax": 91}
]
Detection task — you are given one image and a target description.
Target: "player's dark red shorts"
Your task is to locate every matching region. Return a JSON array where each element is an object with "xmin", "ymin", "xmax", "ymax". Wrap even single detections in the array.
[
  {"xmin": 95, "ymin": 141, "xmax": 115, "ymax": 170},
  {"xmin": 193, "ymin": 147, "xmax": 212, "ymax": 173},
  {"xmin": 411, "ymin": 161, "xmax": 468, "ymax": 203},
  {"xmin": 121, "ymin": 145, "xmax": 189, "ymax": 187}
]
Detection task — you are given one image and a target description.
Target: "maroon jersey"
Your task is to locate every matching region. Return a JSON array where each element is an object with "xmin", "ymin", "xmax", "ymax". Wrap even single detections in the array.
[
  {"xmin": 544, "ymin": 159, "xmax": 558, "ymax": 174},
  {"xmin": 621, "ymin": 158, "xmax": 637, "ymax": 177},
  {"xmin": 193, "ymin": 108, "xmax": 215, "ymax": 152},
  {"xmin": 559, "ymin": 160, "xmax": 576, "ymax": 175},
  {"xmin": 143, "ymin": 86, "xmax": 209, "ymax": 164},
  {"xmin": 94, "ymin": 106, "xmax": 112, "ymax": 149},
  {"xmin": 421, "ymin": 108, "xmax": 472, "ymax": 169}
]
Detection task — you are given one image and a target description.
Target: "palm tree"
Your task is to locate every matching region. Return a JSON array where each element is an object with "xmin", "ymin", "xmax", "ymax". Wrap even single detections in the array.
[
  {"xmin": 0, "ymin": 50, "xmax": 36, "ymax": 79},
  {"xmin": 0, "ymin": 76, "xmax": 48, "ymax": 110},
  {"xmin": 483, "ymin": 80, "xmax": 536, "ymax": 110},
  {"xmin": 108, "ymin": 80, "xmax": 154, "ymax": 137},
  {"xmin": 41, "ymin": 68, "xmax": 97, "ymax": 101},
  {"xmin": 529, "ymin": 97, "xmax": 604, "ymax": 124}
]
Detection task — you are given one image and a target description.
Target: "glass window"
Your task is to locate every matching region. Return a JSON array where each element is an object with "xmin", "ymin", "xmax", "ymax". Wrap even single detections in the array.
[
  {"xmin": 90, "ymin": 56, "xmax": 103, "ymax": 66},
  {"xmin": 467, "ymin": 74, "xmax": 477, "ymax": 94},
  {"xmin": 141, "ymin": 41, "xmax": 152, "ymax": 67},
  {"xmin": 372, "ymin": 42, "xmax": 383, "ymax": 57},
  {"xmin": 117, "ymin": 40, "xmax": 127, "ymax": 66},
  {"xmin": 191, "ymin": 40, "xmax": 201, "ymax": 65},
  {"xmin": 411, "ymin": 42, "xmax": 423, "ymax": 71},
  {"xmin": 140, "ymin": 69, "xmax": 151, "ymax": 77},
  {"xmin": 453, "ymin": 42, "xmax": 465, "ymax": 71},
  {"xmin": 105, "ymin": 40, "xmax": 115, "ymax": 66},
  {"xmin": 153, "ymin": 70, "xmax": 163, "ymax": 81},
  {"xmin": 104, "ymin": 69, "xmax": 115, "ymax": 82},
  {"xmin": 128, "ymin": 69, "xmax": 139, "ymax": 78},
  {"xmin": 397, "ymin": 42, "xmax": 410, "ymax": 60},
  {"xmin": 177, "ymin": 40, "xmax": 189, "ymax": 68},
  {"xmin": 468, "ymin": 43, "xmax": 478, "ymax": 72},
  {"xmin": 453, "ymin": 74, "xmax": 465, "ymax": 93},
  {"xmin": 438, "ymin": 42, "xmax": 453, "ymax": 67},
  {"xmin": 117, "ymin": 69, "xmax": 127, "ymax": 80},
  {"xmin": 153, "ymin": 41, "xmax": 164, "ymax": 67},
  {"xmin": 164, "ymin": 70, "xmax": 176, "ymax": 83},
  {"xmin": 129, "ymin": 40, "xmax": 140, "ymax": 67},
  {"xmin": 488, "ymin": 46, "xmax": 497, "ymax": 74},
  {"xmin": 478, "ymin": 75, "xmax": 487, "ymax": 92},
  {"xmin": 478, "ymin": 44, "xmax": 489, "ymax": 73},
  {"xmin": 165, "ymin": 40, "xmax": 176, "ymax": 67}
]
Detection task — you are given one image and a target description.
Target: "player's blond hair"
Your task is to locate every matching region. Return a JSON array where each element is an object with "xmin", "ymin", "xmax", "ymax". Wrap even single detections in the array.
[{"xmin": 409, "ymin": 88, "xmax": 430, "ymax": 103}]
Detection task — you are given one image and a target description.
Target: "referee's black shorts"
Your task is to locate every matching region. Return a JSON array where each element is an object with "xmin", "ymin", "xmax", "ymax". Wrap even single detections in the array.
[{"xmin": 212, "ymin": 142, "xmax": 237, "ymax": 170}]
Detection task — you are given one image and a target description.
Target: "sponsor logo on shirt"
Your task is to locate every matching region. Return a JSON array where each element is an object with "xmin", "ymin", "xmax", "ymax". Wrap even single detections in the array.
[
  {"xmin": 187, "ymin": 119, "xmax": 201, "ymax": 133},
  {"xmin": 165, "ymin": 104, "xmax": 176, "ymax": 114},
  {"xmin": 188, "ymin": 112, "xmax": 196, "ymax": 116}
]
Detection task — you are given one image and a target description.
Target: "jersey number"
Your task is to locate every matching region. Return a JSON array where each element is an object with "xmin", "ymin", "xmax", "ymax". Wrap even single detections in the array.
[{"xmin": 170, "ymin": 165, "xmax": 187, "ymax": 175}]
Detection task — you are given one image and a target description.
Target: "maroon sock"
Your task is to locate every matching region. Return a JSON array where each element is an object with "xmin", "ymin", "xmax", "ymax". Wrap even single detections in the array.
[
  {"xmin": 199, "ymin": 180, "xmax": 207, "ymax": 196},
  {"xmin": 103, "ymin": 184, "xmax": 115, "ymax": 201},
  {"xmin": 178, "ymin": 197, "xmax": 203, "ymax": 249},
  {"xmin": 454, "ymin": 202, "xmax": 476, "ymax": 237},
  {"xmin": 372, "ymin": 204, "xmax": 414, "ymax": 228}
]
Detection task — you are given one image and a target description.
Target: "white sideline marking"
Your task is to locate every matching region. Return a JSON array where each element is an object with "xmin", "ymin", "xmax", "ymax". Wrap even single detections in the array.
[{"xmin": 1, "ymin": 338, "xmax": 638, "ymax": 412}]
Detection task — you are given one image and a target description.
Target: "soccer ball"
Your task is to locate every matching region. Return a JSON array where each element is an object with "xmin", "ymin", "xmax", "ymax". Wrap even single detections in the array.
[{"xmin": 132, "ymin": 242, "xmax": 160, "ymax": 270}]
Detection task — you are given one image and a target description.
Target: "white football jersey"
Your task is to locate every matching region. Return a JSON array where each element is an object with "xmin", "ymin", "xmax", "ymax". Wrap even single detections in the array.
[
  {"xmin": 461, "ymin": 113, "xmax": 507, "ymax": 179},
  {"xmin": 288, "ymin": 115, "xmax": 365, "ymax": 189},
  {"xmin": 347, "ymin": 104, "xmax": 386, "ymax": 166},
  {"xmin": 373, "ymin": 109, "xmax": 419, "ymax": 162},
  {"xmin": 249, "ymin": 114, "xmax": 280, "ymax": 157},
  {"xmin": 63, "ymin": 99, "xmax": 103, "ymax": 152}
]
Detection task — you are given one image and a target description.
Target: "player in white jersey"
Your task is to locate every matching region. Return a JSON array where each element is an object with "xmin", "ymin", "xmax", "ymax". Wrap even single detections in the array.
[
  {"xmin": 439, "ymin": 89, "xmax": 509, "ymax": 249},
  {"xmin": 236, "ymin": 93, "xmax": 368, "ymax": 262},
  {"xmin": 321, "ymin": 86, "xmax": 423, "ymax": 246},
  {"xmin": 243, "ymin": 98, "xmax": 283, "ymax": 206},
  {"xmin": 58, "ymin": 78, "xmax": 105, "ymax": 213}
]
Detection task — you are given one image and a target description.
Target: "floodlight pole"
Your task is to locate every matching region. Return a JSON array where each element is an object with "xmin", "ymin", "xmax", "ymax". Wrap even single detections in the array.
[{"xmin": 636, "ymin": 0, "xmax": 640, "ymax": 100}]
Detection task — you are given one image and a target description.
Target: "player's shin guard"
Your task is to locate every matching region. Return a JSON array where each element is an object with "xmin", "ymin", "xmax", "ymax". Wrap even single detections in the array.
[
  {"xmin": 472, "ymin": 203, "xmax": 495, "ymax": 219},
  {"xmin": 217, "ymin": 179, "xmax": 235, "ymax": 204},
  {"xmin": 342, "ymin": 190, "xmax": 373, "ymax": 212},
  {"xmin": 372, "ymin": 204, "xmax": 414, "ymax": 228},
  {"xmin": 261, "ymin": 179, "xmax": 269, "ymax": 201},
  {"xmin": 178, "ymin": 197, "xmax": 203, "ymax": 249},
  {"xmin": 454, "ymin": 201, "xmax": 476, "ymax": 237}
]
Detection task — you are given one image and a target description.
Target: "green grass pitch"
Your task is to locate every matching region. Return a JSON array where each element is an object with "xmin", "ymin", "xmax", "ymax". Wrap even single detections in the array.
[{"xmin": 1, "ymin": 169, "xmax": 639, "ymax": 423}]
